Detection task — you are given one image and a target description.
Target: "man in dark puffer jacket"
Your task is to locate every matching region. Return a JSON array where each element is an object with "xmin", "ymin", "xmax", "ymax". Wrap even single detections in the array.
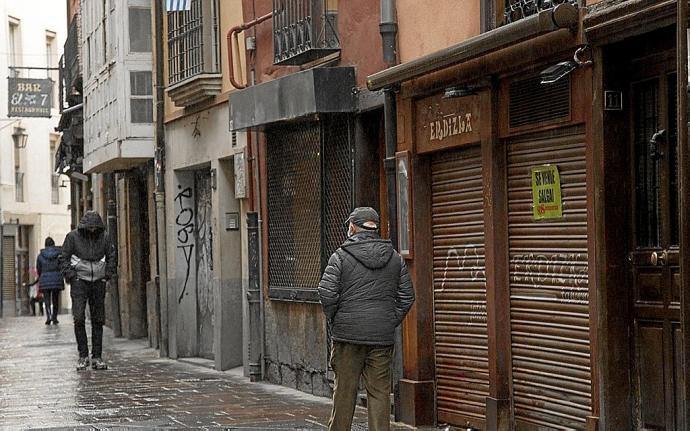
[
  {"xmin": 318, "ymin": 207, "xmax": 414, "ymax": 431},
  {"xmin": 60, "ymin": 211, "xmax": 117, "ymax": 371}
]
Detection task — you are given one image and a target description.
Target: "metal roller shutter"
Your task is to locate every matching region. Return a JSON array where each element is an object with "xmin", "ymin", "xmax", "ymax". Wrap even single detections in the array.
[
  {"xmin": 507, "ymin": 126, "xmax": 591, "ymax": 430},
  {"xmin": 2, "ymin": 236, "xmax": 16, "ymax": 303},
  {"xmin": 432, "ymin": 146, "xmax": 488, "ymax": 426}
]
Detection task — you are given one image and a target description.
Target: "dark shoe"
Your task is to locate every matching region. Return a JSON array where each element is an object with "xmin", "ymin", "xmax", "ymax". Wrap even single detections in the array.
[
  {"xmin": 45, "ymin": 320, "xmax": 51, "ymax": 325},
  {"xmin": 76, "ymin": 357, "xmax": 90, "ymax": 371},
  {"xmin": 52, "ymin": 319, "xmax": 59, "ymax": 324},
  {"xmin": 91, "ymin": 357, "xmax": 108, "ymax": 370}
]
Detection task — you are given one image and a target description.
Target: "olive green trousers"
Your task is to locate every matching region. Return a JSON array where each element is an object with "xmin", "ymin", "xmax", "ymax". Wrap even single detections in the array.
[{"xmin": 328, "ymin": 341, "xmax": 393, "ymax": 431}]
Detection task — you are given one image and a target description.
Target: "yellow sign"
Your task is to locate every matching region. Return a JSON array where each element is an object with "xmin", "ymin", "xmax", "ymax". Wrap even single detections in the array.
[{"xmin": 531, "ymin": 165, "xmax": 562, "ymax": 220}]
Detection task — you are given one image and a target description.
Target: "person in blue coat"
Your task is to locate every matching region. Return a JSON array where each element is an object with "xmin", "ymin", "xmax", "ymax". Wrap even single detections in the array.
[{"xmin": 37, "ymin": 237, "xmax": 64, "ymax": 325}]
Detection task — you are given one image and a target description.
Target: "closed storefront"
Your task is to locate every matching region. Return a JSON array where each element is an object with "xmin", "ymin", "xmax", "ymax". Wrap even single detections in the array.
[
  {"xmin": 506, "ymin": 127, "xmax": 591, "ymax": 429},
  {"xmin": 431, "ymin": 146, "xmax": 488, "ymax": 426},
  {"xmin": 2, "ymin": 235, "xmax": 17, "ymax": 316}
]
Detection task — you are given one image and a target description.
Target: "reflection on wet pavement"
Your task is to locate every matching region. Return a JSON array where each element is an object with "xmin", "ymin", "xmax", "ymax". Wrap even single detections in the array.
[{"xmin": 0, "ymin": 317, "xmax": 380, "ymax": 430}]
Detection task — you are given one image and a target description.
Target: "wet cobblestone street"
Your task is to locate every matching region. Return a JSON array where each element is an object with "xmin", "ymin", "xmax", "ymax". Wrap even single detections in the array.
[{"xmin": 0, "ymin": 316, "xmax": 384, "ymax": 430}]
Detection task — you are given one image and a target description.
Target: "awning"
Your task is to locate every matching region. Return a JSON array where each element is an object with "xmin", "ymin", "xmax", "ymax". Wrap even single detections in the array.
[
  {"xmin": 366, "ymin": 4, "xmax": 579, "ymax": 91},
  {"xmin": 229, "ymin": 67, "xmax": 356, "ymax": 130}
]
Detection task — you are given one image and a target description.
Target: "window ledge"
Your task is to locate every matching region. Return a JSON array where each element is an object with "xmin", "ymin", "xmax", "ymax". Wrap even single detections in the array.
[{"xmin": 167, "ymin": 73, "xmax": 222, "ymax": 108}]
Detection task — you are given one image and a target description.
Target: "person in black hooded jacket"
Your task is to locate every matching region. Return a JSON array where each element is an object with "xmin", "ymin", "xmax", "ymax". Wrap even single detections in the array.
[
  {"xmin": 318, "ymin": 207, "xmax": 414, "ymax": 431},
  {"xmin": 60, "ymin": 210, "xmax": 117, "ymax": 371},
  {"xmin": 37, "ymin": 237, "xmax": 64, "ymax": 325}
]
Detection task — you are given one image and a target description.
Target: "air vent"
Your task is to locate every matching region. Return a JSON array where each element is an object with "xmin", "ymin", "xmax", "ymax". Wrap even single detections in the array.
[
  {"xmin": 231, "ymin": 130, "xmax": 237, "ymax": 147},
  {"xmin": 509, "ymin": 74, "xmax": 570, "ymax": 129}
]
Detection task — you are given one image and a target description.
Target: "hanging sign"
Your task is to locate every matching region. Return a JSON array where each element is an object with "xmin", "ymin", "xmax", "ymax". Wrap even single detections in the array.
[
  {"xmin": 8, "ymin": 78, "xmax": 53, "ymax": 118},
  {"xmin": 531, "ymin": 165, "xmax": 562, "ymax": 220}
]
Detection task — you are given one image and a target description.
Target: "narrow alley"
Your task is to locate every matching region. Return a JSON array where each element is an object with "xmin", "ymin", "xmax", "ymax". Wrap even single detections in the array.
[{"xmin": 0, "ymin": 316, "xmax": 381, "ymax": 430}]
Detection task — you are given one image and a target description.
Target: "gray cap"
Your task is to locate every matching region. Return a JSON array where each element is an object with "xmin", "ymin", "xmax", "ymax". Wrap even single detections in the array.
[{"xmin": 345, "ymin": 207, "xmax": 380, "ymax": 230}]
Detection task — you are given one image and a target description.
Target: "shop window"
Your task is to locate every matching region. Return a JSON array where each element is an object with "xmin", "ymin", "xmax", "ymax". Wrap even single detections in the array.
[{"xmin": 265, "ymin": 116, "xmax": 352, "ymax": 301}]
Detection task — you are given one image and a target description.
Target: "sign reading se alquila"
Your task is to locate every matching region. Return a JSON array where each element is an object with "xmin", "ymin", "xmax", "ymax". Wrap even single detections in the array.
[
  {"xmin": 8, "ymin": 78, "xmax": 53, "ymax": 118},
  {"xmin": 416, "ymin": 94, "xmax": 480, "ymax": 153},
  {"xmin": 531, "ymin": 165, "xmax": 562, "ymax": 220}
]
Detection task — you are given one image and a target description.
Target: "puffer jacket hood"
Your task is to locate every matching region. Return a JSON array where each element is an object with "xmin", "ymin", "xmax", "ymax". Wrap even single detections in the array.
[
  {"xmin": 341, "ymin": 233, "xmax": 394, "ymax": 270},
  {"xmin": 40, "ymin": 247, "xmax": 61, "ymax": 260},
  {"xmin": 78, "ymin": 211, "xmax": 105, "ymax": 233},
  {"xmin": 60, "ymin": 211, "xmax": 116, "ymax": 283},
  {"xmin": 317, "ymin": 230, "xmax": 415, "ymax": 346},
  {"xmin": 37, "ymin": 246, "xmax": 64, "ymax": 290}
]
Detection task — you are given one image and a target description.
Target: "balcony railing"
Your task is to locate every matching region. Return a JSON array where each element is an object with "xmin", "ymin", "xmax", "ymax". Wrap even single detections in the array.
[
  {"xmin": 272, "ymin": 0, "xmax": 340, "ymax": 66},
  {"xmin": 504, "ymin": 0, "xmax": 578, "ymax": 24},
  {"xmin": 60, "ymin": 18, "xmax": 81, "ymax": 112}
]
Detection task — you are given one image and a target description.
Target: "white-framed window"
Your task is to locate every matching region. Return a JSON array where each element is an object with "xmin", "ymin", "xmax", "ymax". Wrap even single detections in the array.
[
  {"xmin": 46, "ymin": 30, "xmax": 58, "ymax": 107},
  {"xmin": 129, "ymin": 7, "xmax": 151, "ymax": 53},
  {"xmin": 130, "ymin": 71, "xmax": 153, "ymax": 123},
  {"xmin": 8, "ymin": 17, "xmax": 21, "ymax": 77}
]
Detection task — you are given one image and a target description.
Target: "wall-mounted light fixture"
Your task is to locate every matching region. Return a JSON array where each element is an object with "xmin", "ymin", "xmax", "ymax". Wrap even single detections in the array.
[
  {"xmin": 443, "ymin": 85, "xmax": 478, "ymax": 99},
  {"xmin": 12, "ymin": 127, "xmax": 28, "ymax": 149},
  {"xmin": 541, "ymin": 45, "xmax": 592, "ymax": 85}
]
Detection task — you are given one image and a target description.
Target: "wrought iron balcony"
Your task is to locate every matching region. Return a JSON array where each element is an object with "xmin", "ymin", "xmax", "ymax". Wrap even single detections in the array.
[
  {"xmin": 504, "ymin": 0, "xmax": 578, "ymax": 24},
  {"xmin": 272, "ymin": 0, "xmax": 340, "ymax": 66},
  {"xmin": 59, "ymin": 19, "xmax": 81, "ymax": 112}
]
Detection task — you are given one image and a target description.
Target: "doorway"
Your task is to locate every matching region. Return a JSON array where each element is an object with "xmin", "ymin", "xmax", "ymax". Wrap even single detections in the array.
[{"xmin": 627, "ymin": 51, "xmax": 683, "ymax": 430}]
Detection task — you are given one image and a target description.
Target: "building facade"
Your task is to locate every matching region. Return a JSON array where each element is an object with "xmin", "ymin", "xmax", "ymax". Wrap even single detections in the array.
[
  {"xmin": 228, "ymin": 0, "xmax": 389, "ymax": 396},
  {"xmin": 366, "ymin": 0, "xmax": 690, "ymax": 429},
  {"xmin": 0, "ymin": 0, "xmax": 71, "ymax": 317},
  {"xmin": 160, "ymin": 0, "xmax": 247, "ymax": 371},
  {"xmin": 77, "ymin": 0, "xmax": 158, "ymax": 343}
]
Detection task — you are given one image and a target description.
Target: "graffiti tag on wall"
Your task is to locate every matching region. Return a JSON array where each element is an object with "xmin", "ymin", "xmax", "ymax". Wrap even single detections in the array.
[
  {"xmin": 510, "ymin": 252, "xmax": 589, "ymax": 304},
  {"xmin": 175, "ymin": 184, "xmax": 194, "ymax": 304}
]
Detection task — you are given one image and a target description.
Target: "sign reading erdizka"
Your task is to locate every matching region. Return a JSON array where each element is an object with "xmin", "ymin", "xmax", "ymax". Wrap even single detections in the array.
[
  {"xmin": 531, "ymin": 165, "xmax": 562, "ymax": 220},
  {"xmin": 8, "ymin": 78, "xmax": 53, "ymax": 118}
]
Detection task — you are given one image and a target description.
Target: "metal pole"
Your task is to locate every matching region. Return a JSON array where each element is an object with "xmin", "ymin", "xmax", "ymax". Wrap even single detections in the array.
[
  {"xmin": 677, "ymin": 0, "xmax": 690, "ymax": 424},
  {"xmin": 105, "ymin": 173, "xmax": 121, "ymax": 337},
  {"xmin": 154, "ymin": 0, "xmax": 169, "ymax": 358}
]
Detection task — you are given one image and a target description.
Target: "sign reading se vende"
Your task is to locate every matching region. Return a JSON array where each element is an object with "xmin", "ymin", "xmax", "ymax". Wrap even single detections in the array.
[
  {"xmin": 415, "ymin": 94, "xmax": 480, "ymax": 153},
  {"xmin": 531, "ymin": 165, "xmax": 563, "ymax": 220}
]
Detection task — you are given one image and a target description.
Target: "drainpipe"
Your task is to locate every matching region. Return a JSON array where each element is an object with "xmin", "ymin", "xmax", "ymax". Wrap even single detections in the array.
[
  {"xmin": 226, "ymin": 12, "xmax": 272, "ymax": 90},
  {"xmin": 380, "ymin": 0, "xmax": 398, "ymax": 67},
  {"xmin": 104, "ymin": 173, "xmax": 121, "ymax": 337},
  {"xmin": 381, "ymin": 0, "xmax": 402, "ymax": 420},
  {"xmin": 153, "ymin": 0, "xmax": 170, "ymax": 358}
]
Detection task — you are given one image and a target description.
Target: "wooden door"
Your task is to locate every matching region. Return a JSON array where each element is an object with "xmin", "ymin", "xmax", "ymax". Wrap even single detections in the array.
[
  {"xmin": 629, "ymin": 60, "xmax": 684, "ymax": 430},
  {"xmin": 195, "ymin": 170, "xmax": 214, "ymax": 360}
]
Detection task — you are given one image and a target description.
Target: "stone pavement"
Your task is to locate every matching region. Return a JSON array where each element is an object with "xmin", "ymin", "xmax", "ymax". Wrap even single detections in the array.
[{"xmin": 0, "ymin": 316, "xmax": 432, "ymax": 431}]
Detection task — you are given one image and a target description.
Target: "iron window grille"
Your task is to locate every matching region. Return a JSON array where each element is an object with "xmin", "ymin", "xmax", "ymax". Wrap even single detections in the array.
[
  {"xmin": 504, "ymin": 0, "xmax": 578, "ymax": 24},
  {"xmin": 272, "ymin": 0, "xmax": 340, "ymax": 66},
  {"xmin": 15, "ymin": 172, "xmax": 24, "ymax": 203},
  {"xmin": 167, "ymin": 0, "xmax": 219, "ymax": 86},
  {"xmin": 266, "ymin": 116, "xmax": 353, "ymax": 302}
]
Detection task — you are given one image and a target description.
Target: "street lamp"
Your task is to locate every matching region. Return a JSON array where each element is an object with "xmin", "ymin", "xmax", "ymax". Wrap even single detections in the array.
[{"xmin": 12, "ymin": 127, "xmax": 28, "ymax": 149}]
